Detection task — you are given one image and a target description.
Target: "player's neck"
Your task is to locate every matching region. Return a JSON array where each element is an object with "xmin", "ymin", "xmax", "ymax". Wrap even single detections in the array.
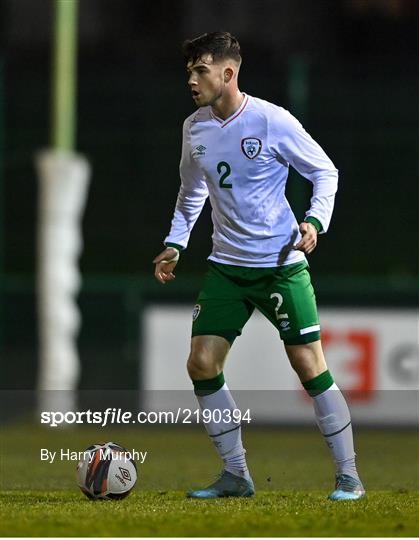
[{"xmin": 211, "ymin": 89, "xmax": 244, "ymax": 121}]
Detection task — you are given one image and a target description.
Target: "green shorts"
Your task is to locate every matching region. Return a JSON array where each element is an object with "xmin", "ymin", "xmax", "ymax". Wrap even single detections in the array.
[{"xmin": 191, "ymin": 261, "xmax": 320, "ymax": 345}]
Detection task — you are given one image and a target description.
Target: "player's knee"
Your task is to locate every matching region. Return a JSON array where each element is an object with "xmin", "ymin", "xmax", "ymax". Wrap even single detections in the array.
[
  {"xmin": 186, "ymin": 342, "xmax": 221, "ymax": 380},
  {"xmin": 186, "ymin": 336, "xmax": 229, "ymax": 380},
  {"xmin": 186, "ymin": 350, "xmax": 214, "ymax": 380},
  {"xmin": 285, "ymin": 341, "xmax": 327, "ymax": 382}
]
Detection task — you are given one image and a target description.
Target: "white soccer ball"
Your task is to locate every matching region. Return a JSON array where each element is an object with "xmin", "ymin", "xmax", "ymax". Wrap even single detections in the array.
[{"xmin": 76, "ymin": 442, "xmax": 137, "ymax": 500}]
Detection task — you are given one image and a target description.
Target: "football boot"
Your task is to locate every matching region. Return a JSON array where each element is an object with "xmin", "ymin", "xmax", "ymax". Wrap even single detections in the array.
[
  {"xmin": 328, "ymin": 473, "xmax": 365, "ymax": 501},
  {"xmin": 187, "ymin": 470, "xmax": 255, "ymax": 499}
]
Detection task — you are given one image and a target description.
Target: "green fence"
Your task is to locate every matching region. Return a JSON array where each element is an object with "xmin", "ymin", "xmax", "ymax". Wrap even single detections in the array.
[
  {"xmin": 2, "ymin": 54, "xmax": 418, "ymax": 391},
  {"xmin": 3, "ymin": 57, "xmax": 419, "ymax": 278},
  {"xmin": 1, "ymin": 273, "xmax": 418, "ymax": 391}
]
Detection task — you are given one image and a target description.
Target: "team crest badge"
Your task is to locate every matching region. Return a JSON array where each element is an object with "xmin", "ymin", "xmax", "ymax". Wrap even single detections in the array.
[
  {"xmin": 192, "ymin": 304, "xmax": 201, "ymax": 321},
  {"xmin": 241, "ymin": 138, "xmax": 262, "ymax": 159}
]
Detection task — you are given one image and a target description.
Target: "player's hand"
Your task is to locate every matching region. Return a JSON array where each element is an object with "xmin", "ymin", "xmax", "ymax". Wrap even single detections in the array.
[
  {"xmin": 153, "ymin": 247, "xmax": 180, "ymax": 284},
  {"xmin": 293, "ymin": 222, "xmax": 318, "ymax": 254}
]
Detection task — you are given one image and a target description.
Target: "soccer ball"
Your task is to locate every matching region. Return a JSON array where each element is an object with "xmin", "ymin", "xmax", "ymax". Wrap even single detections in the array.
[{"xmin": 76, "ymin": 442, "xmax": 137, "ymax": 500}]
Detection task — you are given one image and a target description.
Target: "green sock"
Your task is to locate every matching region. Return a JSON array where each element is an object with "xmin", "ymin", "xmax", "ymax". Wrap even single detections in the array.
[
  {"xmin": 192, "ymin": 372, "xmax": 225, "ymax": 396},
  {"xmin": 303, "ymin": 370, "xmax": 334, "ymax": 397}
]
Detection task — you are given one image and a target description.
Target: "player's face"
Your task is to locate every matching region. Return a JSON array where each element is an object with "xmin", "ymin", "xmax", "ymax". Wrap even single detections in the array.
[{"xmin": 186, "ymin": 54, "xmax": 224, "ymax": 107}]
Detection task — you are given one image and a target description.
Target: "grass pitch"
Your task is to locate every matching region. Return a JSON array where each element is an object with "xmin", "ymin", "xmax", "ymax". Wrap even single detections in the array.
[{"xmin": 1, "ymin": 424, "xmax": 418, "ymax": 536}]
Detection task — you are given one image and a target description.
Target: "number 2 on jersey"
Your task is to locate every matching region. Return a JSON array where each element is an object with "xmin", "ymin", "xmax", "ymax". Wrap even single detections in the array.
[{"xmin": 217, "ymin": 161, "xmax": 232, "ymax": 189}]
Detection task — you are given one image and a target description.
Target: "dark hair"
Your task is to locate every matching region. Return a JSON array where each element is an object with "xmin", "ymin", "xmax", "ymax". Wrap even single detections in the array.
[{"xmin": 182, "ymin": 31, "xmax": 241, "ymax": 65}]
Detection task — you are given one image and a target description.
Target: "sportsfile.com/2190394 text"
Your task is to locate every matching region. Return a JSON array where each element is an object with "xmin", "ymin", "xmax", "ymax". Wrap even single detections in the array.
[{"xmin": 40, "ymin": 408, "xmax": 252, "ymax": 427}]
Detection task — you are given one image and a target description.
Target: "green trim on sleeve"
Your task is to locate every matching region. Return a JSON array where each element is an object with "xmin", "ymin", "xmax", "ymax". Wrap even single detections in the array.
[
  {"xmin": 304, "ymin": 216, "xmax": 323, "ymax": 233},
  {"xmin": 165, "ymin": 242, "xmax": 184, "ymax": 251}
]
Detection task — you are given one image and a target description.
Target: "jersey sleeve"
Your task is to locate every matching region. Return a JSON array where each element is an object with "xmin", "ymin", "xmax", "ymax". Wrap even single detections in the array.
[
  {"xmin": 164, "ymin": 119, "xmax": 209, "ymax": 249},
  {"xmin": 268, "ymin": 107, "xmax": 338, "ymax": 233}
]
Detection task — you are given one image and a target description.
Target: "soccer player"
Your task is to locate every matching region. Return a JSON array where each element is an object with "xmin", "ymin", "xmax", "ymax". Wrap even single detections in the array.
[{"xmin": 153, "ymin": 31, "xmax": 365, "ymax": 501}]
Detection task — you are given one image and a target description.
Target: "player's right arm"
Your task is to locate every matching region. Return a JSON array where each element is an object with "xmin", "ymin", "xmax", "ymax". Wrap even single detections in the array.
[
  {"xmin": 153, "ymin": 246, "xmax": 180, "ymax": 284},
  {"xmin": 153, "ymin": 118, "xmax": 209, "ymax": 284}
]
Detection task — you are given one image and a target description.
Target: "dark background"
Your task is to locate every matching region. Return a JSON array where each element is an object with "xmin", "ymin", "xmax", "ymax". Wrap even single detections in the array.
[{"xmin": 1, "ymin": 0, "xmax": 418, "ymax": 390}]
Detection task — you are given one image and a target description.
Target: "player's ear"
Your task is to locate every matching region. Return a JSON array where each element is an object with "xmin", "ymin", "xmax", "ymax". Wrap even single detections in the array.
[{"xmin": 223, "ymin": 67, "xmax": 234, "ymax": 83}]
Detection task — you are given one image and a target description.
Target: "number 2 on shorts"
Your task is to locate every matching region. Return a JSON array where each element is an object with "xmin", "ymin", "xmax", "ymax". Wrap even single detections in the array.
[{"xmin": 270, "ymin": 292, "xmax": 288, "ymax": 320}]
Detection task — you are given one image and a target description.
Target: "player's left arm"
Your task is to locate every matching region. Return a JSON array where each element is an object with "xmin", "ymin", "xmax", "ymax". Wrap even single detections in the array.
[
  {"xmin": 272, "ymin": 108, "xmax": 339, "ymax": 253},
  {"xmin": 294, "ymin": 220, "xmax": 318, "ymax": 255}
]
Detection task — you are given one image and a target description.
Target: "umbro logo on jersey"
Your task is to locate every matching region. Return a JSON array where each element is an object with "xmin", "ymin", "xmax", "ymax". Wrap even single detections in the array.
[
  {"xmin": 241, "ymin": 138, "xmax": 262, "ymax": 159},
  {"xmin": 193, "ymin": 145, "xmax": 206, "ymax": 157}
]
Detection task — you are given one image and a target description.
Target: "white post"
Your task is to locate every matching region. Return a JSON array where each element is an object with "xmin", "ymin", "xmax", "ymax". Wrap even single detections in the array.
[{"xmin": 36, "ymin": 150, "xmax": 90, "ymax": 411}]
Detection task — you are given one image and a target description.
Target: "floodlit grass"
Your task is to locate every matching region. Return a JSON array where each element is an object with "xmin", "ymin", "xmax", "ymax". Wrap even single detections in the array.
[
  {"xmin": 0, "ymin": 424, "xmax": 418, "ymax": 536},
  {"xmin": 1, "ymin": 490, "xmax": 418, "ymax": 537}
]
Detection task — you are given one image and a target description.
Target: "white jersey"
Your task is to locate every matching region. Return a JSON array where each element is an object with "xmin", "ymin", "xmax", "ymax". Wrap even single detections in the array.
[{"xmin": 165, "ymin": 94, "xmax": 338, "ymax": 267}]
